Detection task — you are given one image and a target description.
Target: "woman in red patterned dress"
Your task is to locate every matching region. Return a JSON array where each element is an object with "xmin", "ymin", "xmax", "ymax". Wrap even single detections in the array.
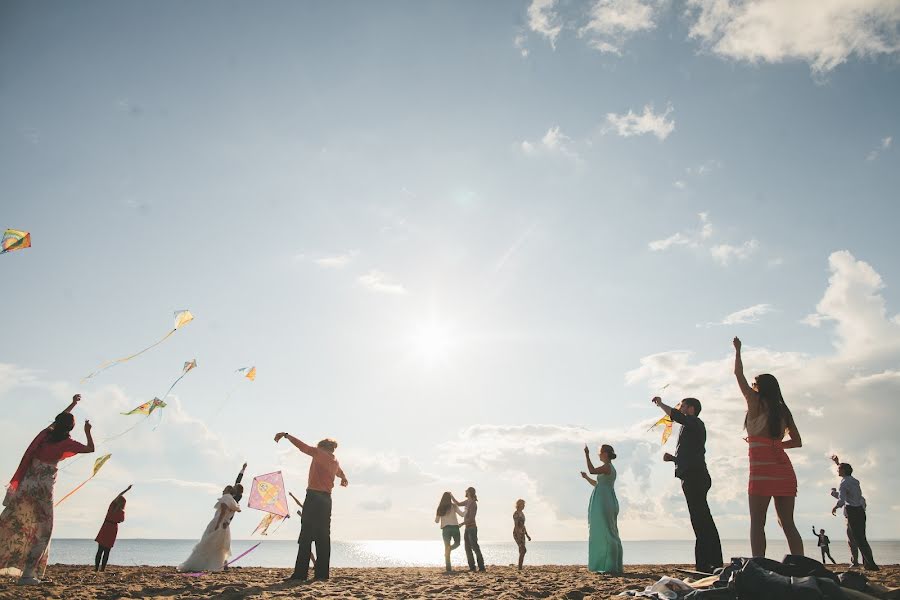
[{"xmin": 733, "ymin": 337, "xmax": 803, "ymax": 558}]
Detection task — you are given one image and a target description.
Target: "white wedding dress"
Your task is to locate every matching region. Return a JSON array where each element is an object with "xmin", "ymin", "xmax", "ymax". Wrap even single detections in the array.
[{"xmin": 177, "ymin": 494, "xmax": 241, "ymax": 572}]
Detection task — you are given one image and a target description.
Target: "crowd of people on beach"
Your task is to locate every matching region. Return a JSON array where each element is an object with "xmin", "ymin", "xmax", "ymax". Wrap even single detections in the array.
[{"xmin": 0, "ymin": 336, "xmax": 882, "ymax": 586}]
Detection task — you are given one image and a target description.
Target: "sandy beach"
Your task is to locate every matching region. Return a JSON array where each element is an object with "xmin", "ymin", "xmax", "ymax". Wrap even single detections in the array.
[{"xmin": 1, "ymin": 564, "xmax": 898, "ymax": 600}]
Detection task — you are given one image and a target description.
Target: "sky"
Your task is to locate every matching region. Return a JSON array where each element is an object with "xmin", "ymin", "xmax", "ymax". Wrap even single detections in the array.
[{"xmin": 1, "ymin": 0, "xmax": 900, "ymax": 545}]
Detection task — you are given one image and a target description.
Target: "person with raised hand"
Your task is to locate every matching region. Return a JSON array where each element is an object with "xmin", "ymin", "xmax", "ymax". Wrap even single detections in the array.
[
  {"xmin": 733, "ymin": 337, "xmax": 803, "ymax": 558},
  {"xmin": 275, "ymin": 432, "xmax": 348, "ymax": 583},
  {"xmin": 651, "ymin": 396, "xmax": 722, "ymax": 574},
  {"xmin": 830, "ymin": 454, "xmax": 878, "ymax": 571},
  {"xmin": 582, "ymin": 444, "xmax": 623, "ymax": 574},
  {"xmin": 0, "ymin": 394, "xmax": 95, "ymax": 585}
]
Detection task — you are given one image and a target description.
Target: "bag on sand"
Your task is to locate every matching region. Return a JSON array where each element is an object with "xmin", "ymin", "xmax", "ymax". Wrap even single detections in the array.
[{"xmin": 734, "ymin": 559, "xmax": 846, "ymax": 600}]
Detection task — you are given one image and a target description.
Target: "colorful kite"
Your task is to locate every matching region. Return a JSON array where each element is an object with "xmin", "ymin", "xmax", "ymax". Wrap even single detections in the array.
[
  {"xmin": 649, "ymin": 415, "xmax": 673, "ymax": 445},
  {"xmin": 161, "ymin": 359, "xmax": 198, "ymax": 400},
  {"xmin": 237, "ymin": 366, "xmax": 256, "ymax": 381},
  {"xmin": 1, "ymin": 229, "xmax": 31, "ymax": 254},
  {"xmin": 248, "ymin": 471, "xmax": 289, "ymax": 517},
  {"xmin": 122, "ymin": 398, "xmax": 167, "ymax": 416},
  {"xmin": 55, "ymin": 454, "xmax": 112, "ymax": 507},
  {"xmin": 82, "ymin": 310, "xmax": 194, "ymax": 382}
]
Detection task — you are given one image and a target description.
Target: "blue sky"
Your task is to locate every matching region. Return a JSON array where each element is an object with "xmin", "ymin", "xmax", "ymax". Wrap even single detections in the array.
[{"xmin": 2, "ymin": 0, "xmax": 900, "ymax": 545}]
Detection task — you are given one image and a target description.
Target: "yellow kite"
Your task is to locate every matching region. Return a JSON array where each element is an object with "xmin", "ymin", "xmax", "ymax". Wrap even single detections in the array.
[{"xmin": 55, "ymin": 454, "xmax": 112, "ymax": 507}]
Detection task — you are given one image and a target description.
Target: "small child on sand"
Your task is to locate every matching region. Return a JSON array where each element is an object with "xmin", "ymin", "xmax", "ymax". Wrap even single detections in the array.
[
  {"xmin": 513, "ymin": 499, "xmax": 531, "ymax": 570},
  {"xmin": 94, "ymin": 485, "xmax": 132, "ymax": 572}
]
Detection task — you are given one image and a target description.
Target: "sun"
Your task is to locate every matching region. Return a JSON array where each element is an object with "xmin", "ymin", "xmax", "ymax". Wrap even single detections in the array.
[{"xmin": 410, "ymin": 319, "xmax": 457, "ymax": 366}]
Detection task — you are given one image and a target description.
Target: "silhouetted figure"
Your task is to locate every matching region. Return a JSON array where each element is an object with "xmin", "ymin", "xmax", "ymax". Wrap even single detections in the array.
[
  {"xmin": 652, "ymin": 396, "xmax": 723, "ymax": 574},
  {"xmin": 811, "ymin": 526, "xmax": 836, "ymax": 564},
  {"xmin": 831, "ymin": 455, "xmax": 878, "ymax": 571}
]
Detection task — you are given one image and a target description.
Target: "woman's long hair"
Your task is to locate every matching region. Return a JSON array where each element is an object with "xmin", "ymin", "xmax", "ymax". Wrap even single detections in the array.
[
  {"xmin": 47, "ymin": 412, "xmax": 75, "ymax": 443},
  {"xmin": 752, "ymin": 373, "xmax": 794, "ymax": 438},
  {"xmin": 436, "ymin": 492, "xmax": 453, "ymax": 519}
]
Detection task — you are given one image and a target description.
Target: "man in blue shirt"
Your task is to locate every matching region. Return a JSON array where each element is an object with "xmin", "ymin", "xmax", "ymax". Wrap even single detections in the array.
[{"xmin": 652, "ymin": 396, "xmax": 723, "ymax": 574}]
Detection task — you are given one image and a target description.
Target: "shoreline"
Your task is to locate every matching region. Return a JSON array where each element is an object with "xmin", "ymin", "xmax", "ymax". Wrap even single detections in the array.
[{"xmin": 2, "ymin": 564, "xmax": 898, "ymax": 599}]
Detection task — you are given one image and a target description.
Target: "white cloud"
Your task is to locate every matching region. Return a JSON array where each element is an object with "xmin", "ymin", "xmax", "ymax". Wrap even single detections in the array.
[
  {"xmin": 527, "ymin": 0, "xmax": 563, "ymax": 47},
  {"xmin": 358, "ymin": 270, "xmax": 408, "ymax": 295},
  {"xmin": 709, "ymin": 239, "xmax": 759, "ymax": 265},
  {"xmin": 514, "ymin": 32, "xmax": 530, "ymax": 57},
  {"xmin": 313, "ymin": 252, "xmax": 357, "ymax": 269},
  {"xmin": 801, "ymin": 251, "xmax": 900, "ymax": 356},
  {"xmin": 703, "ymin": 303, "xmax": 774, "ymax": 327},
  {"xmin": 521, "ymin": 126, "xmax": 580, "ymax": 160},
  {"xmin": 650, "ymin": 213, "xmax": 761, "ymax": 266},
  {"xmin": 605, "ymin": 104, "xmax": 675, "ymax": 140},
  {"xmin": 648, "ymin": 212, "xmax": 710, "ymax": 251},
  {"xmin": 673, "ymin": 180, "xmax": 687, "ymax": 190},
  {"xmin": 580, "ymin": 0, "xmax": 661, "ymax": 54},
  {"xmin": 686, "ymin": 0, "xmax": 900, "ymax": 74},
  {"xmin": 866, "ymin": 135, "xmax": 893, "ymax": 161}
]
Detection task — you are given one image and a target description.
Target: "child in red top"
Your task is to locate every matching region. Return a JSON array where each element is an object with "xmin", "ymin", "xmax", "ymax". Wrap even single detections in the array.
[{"xmin": 94, "ymin": 485, "xmax": 132, "ymax": 571}]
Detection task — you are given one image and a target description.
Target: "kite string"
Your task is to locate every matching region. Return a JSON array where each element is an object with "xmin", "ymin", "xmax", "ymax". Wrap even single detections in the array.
[
  {"xmin": 55, "ymin": 475, "xmax": 94, "ymax": 507},
  {"xmin": 82, "ymin": 328, "xmax": 177, "ymax": 382}
]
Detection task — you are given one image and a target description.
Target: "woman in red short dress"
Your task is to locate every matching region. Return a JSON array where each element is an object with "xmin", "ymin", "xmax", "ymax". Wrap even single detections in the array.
[
  {"xmin": 733, "ymin": 337, "xmax": 803, "ymax": 558},
  {"xmin": 95, "ymin": 485, "xmax": 132, "ymax": 571}
]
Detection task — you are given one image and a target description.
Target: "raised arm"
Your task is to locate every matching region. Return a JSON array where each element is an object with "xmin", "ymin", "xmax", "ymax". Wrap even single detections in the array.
[
  {"xmin": 733, "ymin": 337, "xmax": 753, "ymax": 400},
  {"xmin": 274, "ymin": 432, "xmax": 314, "ymax": 456},
  {"xmin": 63, "ymin": 394, "xmax": 81, "ymax": 415},
  {"xmin": 83, "ymin": 420, "xmax": 95, "ymax": 453},
  {"xmin": 651, "ymin": 397, "xmax": 673, "ymax": 418},
  {"xmin": 118, "ymin": 484, "xmax": 133, "ymax": 497},
  {"xmin": 584, "ymin": 445, "xmax": 610, "ymax": 475},
  {"xmin": 234, "ymin": 462, "xmax": 247, "ymax": 486},
  {"xmin": 580, "ymin": 471, "xmax": 597, "ymax": 486}
]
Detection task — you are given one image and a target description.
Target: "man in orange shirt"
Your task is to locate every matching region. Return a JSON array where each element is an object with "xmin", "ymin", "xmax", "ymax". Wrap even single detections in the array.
[{"xmin": 275, "ymin": 432, "xmax": 348, "ymax": 582}]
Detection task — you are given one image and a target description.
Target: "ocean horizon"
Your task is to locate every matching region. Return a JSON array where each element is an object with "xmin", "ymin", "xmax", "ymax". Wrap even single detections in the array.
[{"xmin": 49, "ymin": 539, "xmax": 900, "ymax": 569}]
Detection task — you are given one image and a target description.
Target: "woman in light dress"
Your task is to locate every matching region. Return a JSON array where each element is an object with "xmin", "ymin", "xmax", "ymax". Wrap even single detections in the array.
[
  {"xmin": 177, "ymin": 486, "xmax": 241, "ymax": 572},
  {"xmin": 581, "ymin": 443, "xmax": 623, "ymax": 574}
]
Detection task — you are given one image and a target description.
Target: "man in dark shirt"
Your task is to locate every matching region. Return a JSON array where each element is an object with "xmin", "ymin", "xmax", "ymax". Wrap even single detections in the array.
[{"xmin": 652, "ymin": 396, "xmax": 723, "ymax": 574}]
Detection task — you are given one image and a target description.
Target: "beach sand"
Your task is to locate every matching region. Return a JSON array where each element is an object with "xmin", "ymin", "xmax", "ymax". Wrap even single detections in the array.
[{"xmin": 1, "ymin": 564, "xmax": 898, "ymax": 599}]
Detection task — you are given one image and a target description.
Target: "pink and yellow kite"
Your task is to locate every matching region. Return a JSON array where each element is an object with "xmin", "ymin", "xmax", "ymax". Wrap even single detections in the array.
[{"xmin": 248, "ymin": 471, "xmax": 289, "ymax": 517}]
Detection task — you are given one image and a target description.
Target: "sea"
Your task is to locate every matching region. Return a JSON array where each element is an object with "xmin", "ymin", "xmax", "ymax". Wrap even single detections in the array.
[{"xmin": 49, "ymin": 539, "xmax": 900, "ymax": 569}]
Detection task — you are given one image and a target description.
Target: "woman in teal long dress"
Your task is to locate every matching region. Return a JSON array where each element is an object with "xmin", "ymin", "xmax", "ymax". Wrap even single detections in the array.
[{"xmin": 581, "ymin": 443, "xmax": 623, "ymax": 574}]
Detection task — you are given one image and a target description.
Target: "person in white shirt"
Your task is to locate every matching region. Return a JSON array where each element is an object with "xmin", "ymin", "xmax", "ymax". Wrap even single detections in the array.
[
  {"xmin": 830, "ymin": 455, "xmax": 878, "ymax": 571},
  {"xmin": 435, "ymin": 492, "xmax": 465, "ymax": 573}
]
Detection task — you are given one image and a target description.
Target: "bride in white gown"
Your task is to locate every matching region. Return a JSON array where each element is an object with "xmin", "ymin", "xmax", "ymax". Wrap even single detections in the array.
[{"xmin": 178, "ymin": 489, "xmax": 241, "ymax": 572}]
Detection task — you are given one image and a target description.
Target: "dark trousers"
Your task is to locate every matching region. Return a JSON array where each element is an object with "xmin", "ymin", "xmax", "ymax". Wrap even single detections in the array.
[
  {"xmin": 293, "ymin": 490, "xmax": 332, "ymax": 580},
  {"xmin": 846, "ymin": 506, "xmax": 877, "ymax": 568},
  {"xmin": 463, "ymin": 526, "xmax": 485, "ymax": 571},
  {"xmin": 820, "ymin": 545, "xmax": 836, "ymax": 564},
  {"xmin": 94, "ymin": 544, "xmax": 111, "ymax": 571},
  {"xmin": 846, "ymin": 519, "xmax": 860, "ymax": 564},
  {"xmin": 681, "ymin": 471, "xmax": 723, "ymax": 573}
]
